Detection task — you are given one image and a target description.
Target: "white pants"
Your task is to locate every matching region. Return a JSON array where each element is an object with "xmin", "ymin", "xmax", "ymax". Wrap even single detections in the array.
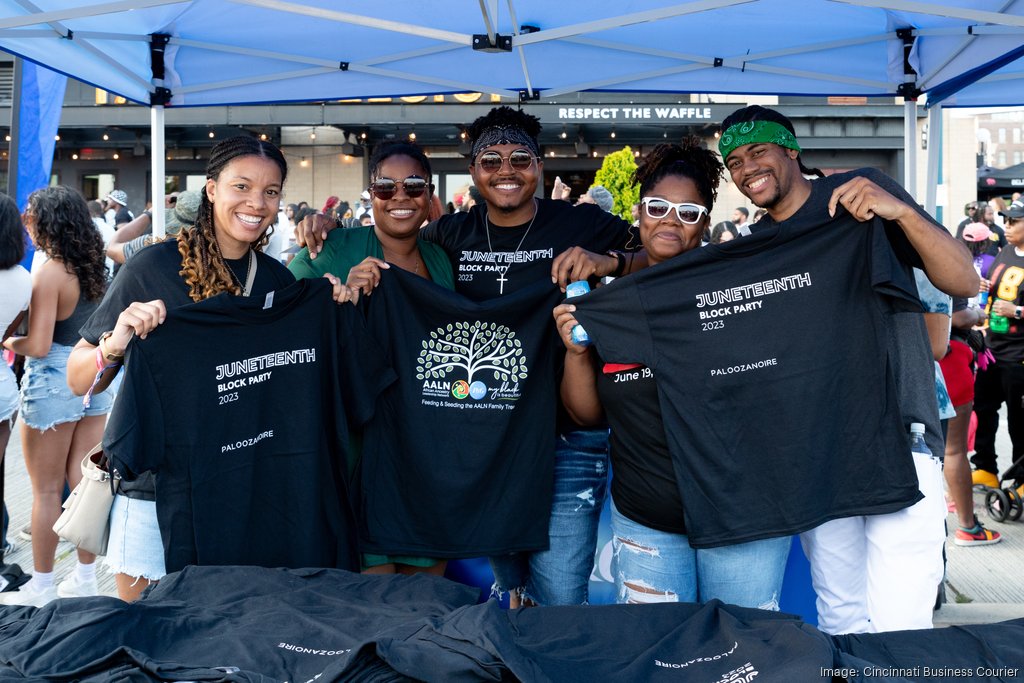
[{"xmin": 800, "ymin": 451, "xmax": 946, "ymax": 635}]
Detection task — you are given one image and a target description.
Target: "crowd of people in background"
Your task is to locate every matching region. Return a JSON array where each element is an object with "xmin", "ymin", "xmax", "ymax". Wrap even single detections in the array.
[{"xmin": 0, "ymin": 103, "xmax": 1015, "ymax": 646}]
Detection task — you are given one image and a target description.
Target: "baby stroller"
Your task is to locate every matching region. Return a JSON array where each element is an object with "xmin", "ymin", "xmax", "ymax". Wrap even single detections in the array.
[{"xmin": 984, "ymin": 456, "xmax": 1024, "ymax": 523}]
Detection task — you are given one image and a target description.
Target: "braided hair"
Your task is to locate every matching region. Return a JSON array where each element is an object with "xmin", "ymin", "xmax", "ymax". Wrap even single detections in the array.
[
  {"xmin": 26, "ymin": 186, "xmax": 107, "ymax": 301},
  {"xmin": 178, "ymin": 135, "xmax": 287, "ymax": 301},
  {"xmin": 632, "ymin": 137, "xmax": 725, "ymax": 210},
  {"xmin": 720, "ymin": 105, "xmax": 825, "ymax": 179}
]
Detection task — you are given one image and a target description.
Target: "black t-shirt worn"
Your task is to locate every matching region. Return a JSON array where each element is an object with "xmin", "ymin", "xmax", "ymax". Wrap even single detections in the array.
[
  {"xmin": 596, "ymin": 359, "xmax": 685, "ymax": 534},
  {"xmin": 984, "ymin": 246, "xmax": 1024, "ymax": 363},
  {"xmin": 573, "ymin": 176, "xmax": 923, "ymax": 548},
  {"xmin": 103, "ymin": 279, "xmax": 394, "ymax": 573},
  {"xmin": 113, "ymin": 206, "xmax": 133, "ymax": 226},
  {"xmin": 420, "ymin": 199, "xmax": 632, "ymax": 302},
  {"xmin": 81, "ymin": 239, "xmax": 295, "ymax": 500},
  {"xmin": 360, "ymin": 268, "xmax": 563, "ymax": 557}
]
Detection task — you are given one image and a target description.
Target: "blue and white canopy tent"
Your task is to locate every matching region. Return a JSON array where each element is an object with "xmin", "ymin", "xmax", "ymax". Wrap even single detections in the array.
[{"xmin": 2, "ymin": 0, "xmax": 1024, "ymax": 232}]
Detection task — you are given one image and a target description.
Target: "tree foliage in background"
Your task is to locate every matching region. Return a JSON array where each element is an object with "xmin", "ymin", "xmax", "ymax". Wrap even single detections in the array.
[{"xmin": 594, "ymin": 146, "xmax": 640, "ymax": 222}]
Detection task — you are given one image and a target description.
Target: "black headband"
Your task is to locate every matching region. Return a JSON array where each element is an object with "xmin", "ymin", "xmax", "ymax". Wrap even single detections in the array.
[{"xmin": 470, "ymin": 124, "xmax": 540, "ymax": 159}]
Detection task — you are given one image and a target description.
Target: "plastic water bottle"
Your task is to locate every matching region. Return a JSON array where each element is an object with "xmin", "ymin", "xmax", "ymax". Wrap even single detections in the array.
[
  {"xmin": 990, "ymin": 301, "xmax": 1010, "ymax": 334},
  {"xmin": 565, "ymin": 281, "xmax": 591, "ymax": 346},
  {"xmin": 975, "ymin": 262, "xmax": 988, "ymax": 307},
  {"xmin": 910, "ymin": 422, "xmax": 937, "ymax": 463}
]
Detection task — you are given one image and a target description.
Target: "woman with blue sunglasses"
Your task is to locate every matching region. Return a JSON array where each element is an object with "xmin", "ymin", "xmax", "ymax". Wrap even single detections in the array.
[{"xmin": 552, "ymin": 139, "xmax": 791, "ymax": 608}]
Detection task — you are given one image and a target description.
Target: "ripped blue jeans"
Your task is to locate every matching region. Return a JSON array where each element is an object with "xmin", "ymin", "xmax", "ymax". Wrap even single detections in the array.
[
  {"xmin": 489, "ymin": 429, "xmax": 609, "ymax": 605},
  {"xmin": 611, "ymin": 500, "xmax": 790, "ymax": 610}
]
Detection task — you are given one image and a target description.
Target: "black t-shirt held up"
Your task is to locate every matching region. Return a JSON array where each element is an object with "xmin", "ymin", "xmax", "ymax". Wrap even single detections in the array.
[
  {"xmin": 81, "ymin": 239, "xmax": 296, "ymax": 501},
  {"xmin": 360, "ymin": 268, "xmax": 563, "ymax": 557},
  {"xmin": 573, "ymin": 177, "xmax": 924, "ymax": 548},
  {"xmin": 103, "ymin": 278, "xmax": 394, "ymax": 573}
]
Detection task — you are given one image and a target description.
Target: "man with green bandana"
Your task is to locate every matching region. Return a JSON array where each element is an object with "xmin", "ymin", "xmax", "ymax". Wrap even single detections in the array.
[{"xmin": 719, "ymin": 105, "xmax": 977, "ymax": 635}]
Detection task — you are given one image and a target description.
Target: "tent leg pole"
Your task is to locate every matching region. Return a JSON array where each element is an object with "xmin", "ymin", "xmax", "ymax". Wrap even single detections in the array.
[
  {"xmin": 151, "ymin": 105, "xmax": 166, "ymax": 238},
  {"xmin": 904, "ymin": 100, "xmax": 917, "ymax": 200},
  {"xmin": 925, "ymin": 105, "xmax": 941, "ymax": 219}
]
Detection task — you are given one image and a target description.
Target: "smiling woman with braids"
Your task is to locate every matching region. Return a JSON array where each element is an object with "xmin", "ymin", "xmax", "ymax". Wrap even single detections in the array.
[
  {"xmin": 553, "ymin": 139, "xmax": 791, "ymax": 608},
  {"xmin": 66, "ymin": 136, "xmax": 350, "ymax": 602}
]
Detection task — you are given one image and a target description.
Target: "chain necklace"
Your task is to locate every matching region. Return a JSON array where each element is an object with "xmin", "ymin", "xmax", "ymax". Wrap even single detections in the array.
[
  {"xmin": 227, "ymin": 249, "xmax": 256, "ymax": 295},
  {"xmin": 485, "ymin": 199, "xmax": 538, "ymax": 295}
]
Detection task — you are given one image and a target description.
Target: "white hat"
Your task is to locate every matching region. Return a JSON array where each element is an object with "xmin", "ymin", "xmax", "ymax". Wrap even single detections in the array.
[{"xmin": 105, "ymin": 189, "xmax": 128, "ymax": 206}]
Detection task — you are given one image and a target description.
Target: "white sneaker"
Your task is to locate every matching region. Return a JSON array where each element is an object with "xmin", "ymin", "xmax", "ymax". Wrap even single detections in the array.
[
  {"xmin": 57, "ymin": 572, "xmax": 98, "ymax": 598},
  {"xmin": 0, "ymin": 580, "xmax": 58, "ymax": 607}
]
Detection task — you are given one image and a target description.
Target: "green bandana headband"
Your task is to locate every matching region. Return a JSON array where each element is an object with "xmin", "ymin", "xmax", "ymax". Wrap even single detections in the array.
[{"xmin": 718, "ymin": 120, "xmax": 801, "ymax": 160}]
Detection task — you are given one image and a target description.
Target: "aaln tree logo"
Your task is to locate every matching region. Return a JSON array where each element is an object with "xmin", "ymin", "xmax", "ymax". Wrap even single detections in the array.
[{"xmin": 417, "ymin": 321, "xmax": 528, "ymax": 384}]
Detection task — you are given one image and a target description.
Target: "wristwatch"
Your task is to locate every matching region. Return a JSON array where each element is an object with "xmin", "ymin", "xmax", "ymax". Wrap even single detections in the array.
[
  {"xmin": 98, "ymin": 331, "xmax": 124, "ymax": 363},
  {"xmin": 607, "ymin": 250, "xmax": 626, "ymax": 278}
]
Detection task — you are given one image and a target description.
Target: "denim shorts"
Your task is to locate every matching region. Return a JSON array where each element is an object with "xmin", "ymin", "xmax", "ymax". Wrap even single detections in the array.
[
  {"xmin": 0, "ymin": 363, "xmax": 18, "ymax": 423},
  {"xmin": 105, "ymin": 494, "xmax": 166, "ymax": 581},
  {"xmin": 20, "ymin": 343, "xmax": 114, "ymax": 430}
]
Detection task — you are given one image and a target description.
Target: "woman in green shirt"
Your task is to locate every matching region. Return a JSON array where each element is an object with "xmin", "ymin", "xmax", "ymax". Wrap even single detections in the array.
[
  {"xmin": 289, "ymin": 142, "xmax": 453, "ymax": 577},
  {"xmin": 288, "ymin": 143, "xmax": 453, "ymax": 293}
]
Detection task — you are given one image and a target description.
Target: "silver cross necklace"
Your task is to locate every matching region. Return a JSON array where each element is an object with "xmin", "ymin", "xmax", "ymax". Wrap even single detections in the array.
[{"xmin": 485, "ymin": 198, "xmax": 538, "ymax": 295}]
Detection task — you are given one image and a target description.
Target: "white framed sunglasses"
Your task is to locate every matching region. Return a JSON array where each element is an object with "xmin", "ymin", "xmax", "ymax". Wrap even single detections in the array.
[{"xmin": 641, "ymin": 197, "xmax": 708, "ymax": 224}]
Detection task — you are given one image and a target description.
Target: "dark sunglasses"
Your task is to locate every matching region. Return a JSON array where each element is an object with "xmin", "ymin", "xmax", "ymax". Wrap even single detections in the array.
[
  {"xmin": 641, "ymin": 197, "xmax": 708, "ymax": 224},
  {"xmin": 475, "ymin": 150, "xmax": 536, "ymax": 174},
  {"xmin": 369, "ymin": 176, "xmax": 430, "ymax": 200}
]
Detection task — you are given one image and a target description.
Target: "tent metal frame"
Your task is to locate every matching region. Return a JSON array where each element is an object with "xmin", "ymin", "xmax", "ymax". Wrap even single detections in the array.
[{"xmin": 4, "ymin": 0, "xmax": 1024, "ymax": 231}]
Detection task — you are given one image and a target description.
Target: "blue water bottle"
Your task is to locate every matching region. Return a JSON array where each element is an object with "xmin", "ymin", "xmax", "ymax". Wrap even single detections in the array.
[
  {"xmin": 565, "ymin": 281, "xmax": 591, "ymax": 346},
  {"xmin": 909, "ymin": 422, "xmax": 937, "ymax": 463},
  {"xmin": 975, "ymin": 262, "xmax": 988, "ymax": 307}
]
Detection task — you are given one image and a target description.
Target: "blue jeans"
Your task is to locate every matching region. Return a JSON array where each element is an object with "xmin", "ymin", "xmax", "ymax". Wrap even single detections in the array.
[
  {"xmin": 611, "ymin": 500, "xmax": 790, "ymax": 610},
  {"xmin": 490, "ymin": 429, "xmax": 609, "ymax": 605}
]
